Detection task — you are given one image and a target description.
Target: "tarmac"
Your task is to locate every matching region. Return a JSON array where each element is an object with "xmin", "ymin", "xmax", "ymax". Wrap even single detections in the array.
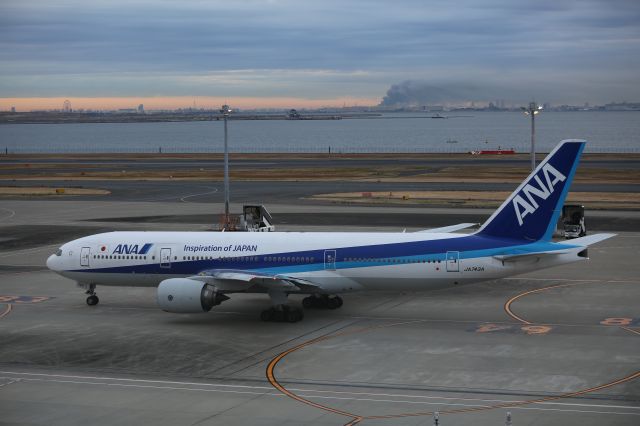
[{"xmin": 1, "ymin": 192, "xmax": 639, "ymax": 426}]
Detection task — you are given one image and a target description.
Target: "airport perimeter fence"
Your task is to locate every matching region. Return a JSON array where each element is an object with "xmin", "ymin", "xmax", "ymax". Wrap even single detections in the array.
[{"xmin": 3, "ymin": 144, "xmax": 640, "ymax": 155}]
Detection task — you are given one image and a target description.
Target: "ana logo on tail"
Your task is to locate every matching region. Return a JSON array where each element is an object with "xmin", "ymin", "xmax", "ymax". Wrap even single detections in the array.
[{"xmin": 513, "ymin": 163, "xmax": 566, "ymax": 226}]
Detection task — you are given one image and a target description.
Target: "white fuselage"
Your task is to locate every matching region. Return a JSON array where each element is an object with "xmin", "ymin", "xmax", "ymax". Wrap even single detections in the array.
[{"xmin": 47, "ymin": 230, "xmax": 585, "ymax": 294}]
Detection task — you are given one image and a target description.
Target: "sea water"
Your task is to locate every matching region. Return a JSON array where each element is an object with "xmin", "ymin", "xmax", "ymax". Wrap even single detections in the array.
[{"xmin": 1, "ymin": 111, "xmax": 639, "ymax": 154}]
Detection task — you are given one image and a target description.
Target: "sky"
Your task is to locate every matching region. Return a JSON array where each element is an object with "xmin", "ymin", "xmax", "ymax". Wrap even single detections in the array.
[{"xmin": 1, "ymin": 0, "xmax": 640, "ymax": 110}]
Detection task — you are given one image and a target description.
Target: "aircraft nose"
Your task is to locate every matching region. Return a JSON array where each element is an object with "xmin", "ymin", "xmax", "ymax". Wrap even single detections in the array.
[{"xmin": 46, "ymin": 254, "xmax": 58, "ymax": 271}]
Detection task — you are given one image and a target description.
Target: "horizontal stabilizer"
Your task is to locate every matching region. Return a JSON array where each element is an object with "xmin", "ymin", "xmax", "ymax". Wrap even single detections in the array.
[
  {"xmin": 493, "ymin": 249, "xmax": 571, "ymax": 262},
  {"xmin": 558, "ymin": 233, "xmax": 616, "ymax": 247},
  {"xmin": 416, "ymin": 223, "xmax": 477, "ymax": 233}
]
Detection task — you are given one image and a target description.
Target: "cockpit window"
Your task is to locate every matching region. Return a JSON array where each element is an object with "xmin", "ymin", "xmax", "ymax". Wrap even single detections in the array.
[{"xmin": 56, "ymin": 249, "xmax": 62, "ymax": 256}]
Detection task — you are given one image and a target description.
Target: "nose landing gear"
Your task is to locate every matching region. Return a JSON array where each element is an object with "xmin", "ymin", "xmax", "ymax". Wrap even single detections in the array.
[{"xmin": 84, "ymin": 283, "xmax": 99, "ymax": 306}]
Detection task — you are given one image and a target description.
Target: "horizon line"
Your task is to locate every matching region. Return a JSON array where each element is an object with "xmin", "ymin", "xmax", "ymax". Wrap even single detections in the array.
[{"xmin": 0, "ymin": 96, "xmax": 381, "ymax": 112}]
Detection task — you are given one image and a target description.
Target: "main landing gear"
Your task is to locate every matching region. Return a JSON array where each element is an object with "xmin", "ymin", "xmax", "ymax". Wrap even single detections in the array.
[
  {"xmin": 302, "ymin": 295, "xmax": 343, "ymax": 310},
  {"xmin": 260, "ymin": 292, "xmax": 344, "ymax": 323},
  {"xmin": 261, "ymin": 290, "xmax": 304, "ymax": 323},
  {"xmin": 85, "ymin": 283, "xmax": 99, "ymax": 306}
]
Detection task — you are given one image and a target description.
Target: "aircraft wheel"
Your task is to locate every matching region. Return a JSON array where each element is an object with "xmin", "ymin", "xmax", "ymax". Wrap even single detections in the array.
[
  {"xmin": 86, "ymin": 295, "xmax": 99, "ymax": 306},
  {"xmin": 327, "ymin": 297, "xmax": 341, "ymax": 310},
  {"xmin": 286, "ymin": 309, "xmax": 303, "ymax": 323},
  {"xmin": 333, "ymin": 296, "xmax": 343, "ymax": 308},
  {"xmin": 302, "ymin": 297, "xmax": 314, "ymax": 309},
  {"xmin": 260, "ymin": 308, "xmax": 274, "ymax": 322}
]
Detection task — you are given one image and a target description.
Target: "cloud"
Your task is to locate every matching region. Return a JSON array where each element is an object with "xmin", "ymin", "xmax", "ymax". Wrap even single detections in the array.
[{"xmin": 1, "ymin": 0, "xmax": 639, "ymax": 104}]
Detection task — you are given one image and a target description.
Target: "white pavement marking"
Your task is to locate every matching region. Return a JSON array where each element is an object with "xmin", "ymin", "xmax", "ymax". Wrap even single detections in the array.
[
  {"xmin": 180, "ymin": 186, "xmax": 219, "ymax": 203},
  {"xmin": 6, "ymin": 186, "xmax": 221, "ymax": 223},
  {"xmin": 504, "ymin": 277, "xmax": 638, "ymax": 283},
  {"xmin": 0, "ymin": 244, "xmax": 60, "ymax": 258},
  {"xmin": 0, "ymin": 208, "xmax": 16, "ymax": 222},
  {"xmin": 2, "ymin": 371, "xmax": 639, "ymax": 416},
  {"xmin": 0, "ymin": 379, "xmax": 20, "ymax": 387}
]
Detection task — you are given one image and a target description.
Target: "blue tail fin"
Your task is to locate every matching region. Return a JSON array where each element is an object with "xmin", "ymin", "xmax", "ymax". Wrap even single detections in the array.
[{"xmin": 476, "ymin": 139, "xmax": 585, "ymax": 242}]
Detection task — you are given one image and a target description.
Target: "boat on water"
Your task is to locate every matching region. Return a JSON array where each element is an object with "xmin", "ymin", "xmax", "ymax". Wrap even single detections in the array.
[{"xmin": 470, "ymin": 149, "xmax": 516, "ymax": 155}]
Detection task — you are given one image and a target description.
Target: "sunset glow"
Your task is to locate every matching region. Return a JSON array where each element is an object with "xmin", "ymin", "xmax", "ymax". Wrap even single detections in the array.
[{"xmin": 1, "ymin": 96, "xmax": 380, "ymax": 112}]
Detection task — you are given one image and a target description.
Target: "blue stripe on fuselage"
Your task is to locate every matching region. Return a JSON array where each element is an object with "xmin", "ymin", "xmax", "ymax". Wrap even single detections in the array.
[{"xmin": 69, "ymin": 235, "xmax": 577, "ymax": 275}]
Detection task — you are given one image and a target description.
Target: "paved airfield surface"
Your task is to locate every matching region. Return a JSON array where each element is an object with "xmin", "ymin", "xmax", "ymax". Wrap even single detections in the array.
[{"xmin": 1, "ymin": 199, "xmax": 639, "ymax": 425}]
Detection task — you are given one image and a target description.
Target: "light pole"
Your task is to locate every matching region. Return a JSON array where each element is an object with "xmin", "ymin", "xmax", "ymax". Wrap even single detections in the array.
[
  {"xmin": 522, "ymin": 101, "xmax": 543, "ymax": 171},
  {"xmin": 220, "ymin": 104, "xmax": 232, "ymax": 229}
]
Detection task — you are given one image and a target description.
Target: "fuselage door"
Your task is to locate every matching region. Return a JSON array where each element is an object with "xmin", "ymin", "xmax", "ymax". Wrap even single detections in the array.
[
  {"xmin": 446, "ymin": 251, "xmax": 459, "ymax": 272},
  {"xmin": 80, "ymin": 247, "xmax": 91, "ymax": 267},
  {"xmin": 324, "ymin": 250, "xmax": 336, "ymax": 271},
  {"xmin": 160, "ymin": 248, "xmax": 172, "ymax": 269}
]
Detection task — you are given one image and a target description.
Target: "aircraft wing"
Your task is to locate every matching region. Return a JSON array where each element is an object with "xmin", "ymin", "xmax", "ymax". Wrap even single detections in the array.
[
  {"xmin": 416, "ymin": 223, "xmax": 477, "ymax": 233},
  {"xmin": 189, "ymin": 269, "xmax": 321, "ymax": 292}
]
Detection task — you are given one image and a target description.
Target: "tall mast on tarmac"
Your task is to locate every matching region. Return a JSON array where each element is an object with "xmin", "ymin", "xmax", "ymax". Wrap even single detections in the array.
[
  {"xmin": 522, "ymin": 101, "xmax": 543, "ymax": 171},
  {"xmin": 220, "ymin": 104, "xmax": 232, "ymax": 230}
]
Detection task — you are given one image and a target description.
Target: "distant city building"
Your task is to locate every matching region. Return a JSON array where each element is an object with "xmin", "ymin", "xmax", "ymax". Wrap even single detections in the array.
[
  {"xmin": 63, "ymin": 99, "xmax": 72, "ymax": 113},
  {"xmin": 287, "ymin": 109, "xmax": 300, "ymax": 119},
  {"xmin": 137, "ymin": 104, "xmax": 144, "ymax": 113},
  {"xmin": 422, "ymin": 105, "xmax": 444, "ymax": 112},
  {"xmin": 604, "ymin": 102, "xmax": 640, "ymax": 111},
  {"xmin": 11, "ymin": 106, "xmax": 16, "ymax": 113}
]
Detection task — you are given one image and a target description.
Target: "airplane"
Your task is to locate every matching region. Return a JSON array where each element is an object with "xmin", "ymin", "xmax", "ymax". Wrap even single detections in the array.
[{"xmin": 47, "ymin": 140, "xmax": 615, "ymax": 322}]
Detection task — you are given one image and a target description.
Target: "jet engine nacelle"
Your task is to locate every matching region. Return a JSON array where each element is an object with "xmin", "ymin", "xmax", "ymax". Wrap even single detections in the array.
[{"xmin": 157, "ymin": 278, "xmax": 229, "ymax": 313}]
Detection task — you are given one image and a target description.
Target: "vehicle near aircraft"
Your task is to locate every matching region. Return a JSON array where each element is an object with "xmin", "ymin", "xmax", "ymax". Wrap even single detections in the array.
[
  {"xmin": 47, "ymin": 140, "xmax": 614, "ymax": 322},
  {"xmin": 562, "ymin": 204, "xmax": 586, "ymax": 238}
]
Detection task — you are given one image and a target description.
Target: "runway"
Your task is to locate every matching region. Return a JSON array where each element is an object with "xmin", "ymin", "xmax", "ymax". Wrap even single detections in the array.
[{"xmin": 0, "ymin": 196, "xmax": 638, "ymax": 425}]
